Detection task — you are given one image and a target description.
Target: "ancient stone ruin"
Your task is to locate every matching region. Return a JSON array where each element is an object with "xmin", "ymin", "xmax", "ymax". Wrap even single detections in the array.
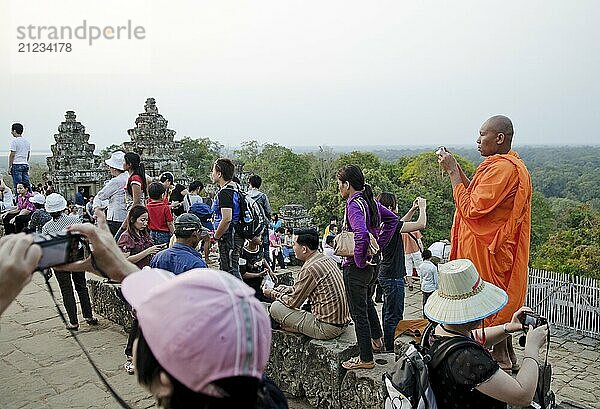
[
  {"xmin": 46, "ymin": 111, "xmax": 106, "ymax": 201},
  {"xmin": 279, "ymin": 204, "xmax": 314, "ymax": 230},
  {"xmin": 122, "ymin": 98, "xmax": 187, "ymax": 181}
]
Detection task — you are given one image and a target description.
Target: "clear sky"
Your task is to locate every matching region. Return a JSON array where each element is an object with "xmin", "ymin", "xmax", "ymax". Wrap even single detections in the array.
[{"xmin": 1, "ymin": 0, "xmax": 599, "ymax": 152}]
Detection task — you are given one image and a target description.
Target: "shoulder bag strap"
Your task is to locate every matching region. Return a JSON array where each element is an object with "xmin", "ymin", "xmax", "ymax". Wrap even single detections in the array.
[
  {"xmin": 407, "ymin": 232, "xmax": 423, "ymax": 252},
  {"xmin": 430, "ymin": 337, "xmax": 477, "ymax": 369}
]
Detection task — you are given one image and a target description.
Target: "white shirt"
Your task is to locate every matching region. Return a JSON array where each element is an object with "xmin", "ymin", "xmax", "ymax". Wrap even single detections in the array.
[
  {"xmin": 0, "ymin": 187, "xmax": 15, "ymax": 211},
  {"xmin": 183, "ymin": 194, "xmax": 203, "ymax": 213},
  {"xmin": 419, "ymin": 260, "xmax": 438, "ymax": 293},
  {"xmin": 323, "ymin": 245, "xmax": 342, "ymax": 264},
  {"xmin": 10, "ymin": 136, "xmax": 30, "ymax": 165},
  {"xmin": 94, "ymin": 172, "xmax": 128, "ymax": 222}
]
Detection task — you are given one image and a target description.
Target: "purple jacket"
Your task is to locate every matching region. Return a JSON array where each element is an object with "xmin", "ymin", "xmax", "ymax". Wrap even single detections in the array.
[{"xmin": 342, "ymin": 191, "xmax": 398, "ymax": 268}]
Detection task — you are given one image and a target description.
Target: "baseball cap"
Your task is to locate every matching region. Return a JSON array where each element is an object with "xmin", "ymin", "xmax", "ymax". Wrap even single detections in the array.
[
  {"xmin": 174, "ymin": 213, "xmax": 202, "ymax": 235},
  {"xmin": 159, "ymin": 171, "xmax": 174, "ymax": 183},
  {"xmin": 121, "ymin": 268, "xmax": 271, "ymax": 396}
]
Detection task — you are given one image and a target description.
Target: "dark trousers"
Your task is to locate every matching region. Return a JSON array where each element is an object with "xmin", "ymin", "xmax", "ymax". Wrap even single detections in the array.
[
  {"xmin": 343, "ymin": 264, "xmax": 383, "ymax": 362},
  {"xmin": 107, "ymin": 220, "xmax": 122, "ymax": 237},
  {"xmin": 11, "ymin": 163, "xmax": 30, "ymax": 192},
  {"xmin": 125, "ymin": 318, "xmax": 139, "ymax": 357},
  {"xmin": 271, "ymin": 249, "xmax": 285, "ymax": 271},
  {"xmin": 379, "ymin": 277, "xmax": 405, "ymax": 352},
  {"xmin": 261, "ymin": 229, "xmax": 271, "ymax": 264},
  {"xmin": 3, "ymin": 214, "xmax": 31, "ymax": 234},
  {"xmin": 423, "ymin": 291, "xmax": 433, "ymax": 318},
  {"xmin": 218, "ymin": 229, "xmax": 244, "ymax": 279},
  {"xmin": 54, "ymin": 271, "xmax": 93, "ymax": 325}
]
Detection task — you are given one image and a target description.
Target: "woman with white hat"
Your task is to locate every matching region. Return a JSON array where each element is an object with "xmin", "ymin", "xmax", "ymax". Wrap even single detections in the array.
[
  {"xmin": 424, "ymin": 259, "xmax": 548, "ymax": 408},
  {"xmin": 94, "ymin": 151, "xmax": 129, "ymax": 236},
  {"xmin": 27, "ymin": 193, "xmax": 51, "ymax": 233},
  {"xmin": 42, "ymin": 193, "xmax": 98, "ymax": 330}
]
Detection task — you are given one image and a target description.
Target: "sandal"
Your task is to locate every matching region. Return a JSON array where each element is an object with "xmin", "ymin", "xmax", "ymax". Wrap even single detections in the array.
[
  {"xmin": 86, "ymin": 317, "xmax": 99, "ymax": 325},
  {"xmin": 66, "ymin": 323, "xmax": 79, "ymax": 331},
  {"xmin": 371, "ymin": 338, "xmax": 384, "ymax": 353},
  {"xmin": 342, "ymin": 356, "xmax": 375, "ymax": 370}
]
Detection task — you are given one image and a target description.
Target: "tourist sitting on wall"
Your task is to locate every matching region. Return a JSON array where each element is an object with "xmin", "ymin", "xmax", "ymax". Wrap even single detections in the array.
[
  {"xmin": 322, "ymin": 234, "xmax": 342, "ymax": 265},
  {"xmin": 281, "ymin": 228, "xmax": 294, "ymax": 264},
  {"xmin": 146, "ymin": 182, "xmax": 175, "ymax": 245},
  {"xmin": 2, "ymin": 183, "xmax": 35, "ymax": 234},
  {"xmin": 240, "ymin": 234, "xmax": 276, "ymax": 302},
  {"xmin": 264, "ymin": 228, "xmax": 351, "ymax": 340},
  {"xmin": 160, "ymin": 171, "xmax": 188, "ymax": 217},
  {"xmin": 0, "ymin": 176, "xmax": 15, "ymax": 213},
  {"xmin": 93, "ymin": 151, "xmax": 128, "ymax": 236},
  {"xmin": 0, "ymin": 212, "xmax": 287, "ymax": 408},
  {"xmin": 27, "ymin": 193, "xmax": 52, "ymax": 233},
  {"xmin": 150, "ymin": 213, "xmax": 208, "ymax": 275},
  {"xmin": 116, "ymin": 204, "xmax": 163, "ymax": 374}
]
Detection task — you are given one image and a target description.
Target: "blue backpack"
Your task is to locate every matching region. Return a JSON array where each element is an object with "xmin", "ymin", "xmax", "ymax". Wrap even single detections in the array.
[{"xmin": 190, "ymin": 202, "xmax": 213, "ymax": 222}]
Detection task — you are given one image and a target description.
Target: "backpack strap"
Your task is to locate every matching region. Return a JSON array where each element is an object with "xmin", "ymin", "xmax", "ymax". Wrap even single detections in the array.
[{"xmin": 429, "ymin": 337, "xmax": 477, "ymax": 369}]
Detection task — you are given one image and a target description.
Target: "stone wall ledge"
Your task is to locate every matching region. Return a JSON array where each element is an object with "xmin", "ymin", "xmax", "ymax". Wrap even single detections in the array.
[{"xmin": 88, "ymin": 278, "xmax": 585, "ymax": 409}]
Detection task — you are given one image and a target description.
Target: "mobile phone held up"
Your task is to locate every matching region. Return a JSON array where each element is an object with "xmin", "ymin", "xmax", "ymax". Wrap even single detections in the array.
[{"xmin": 32, "ymin": 231, "xmax": 83, "ymax": 270}]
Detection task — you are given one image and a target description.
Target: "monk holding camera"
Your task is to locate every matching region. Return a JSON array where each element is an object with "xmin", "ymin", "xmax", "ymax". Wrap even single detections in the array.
[{"xmin": 438, "ymin": 115, "xmax": 532, "ymax": 371}]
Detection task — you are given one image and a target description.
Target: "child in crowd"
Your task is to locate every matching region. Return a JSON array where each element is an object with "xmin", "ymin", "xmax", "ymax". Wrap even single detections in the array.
[
  {"xmin": 239, "ymin": 235, "xmax": 276, "ymax": 302},
  {"xmin": 183, "ymin": 180, "xmax": 204, "ymax": 212},
  {"xmin": 323, "ymin": 234, "xmax": 342, "ymax": 265},
  {"xmin": 269, "ymin": 227, "xmax": 286, "ymax": 271},
  {"xmin": 146, "ymin": 182, "xmax": 174, "ymax": 245},
  {"xmin": 419, "ymin": 249, "xmax": 438, "ymax": 317}
]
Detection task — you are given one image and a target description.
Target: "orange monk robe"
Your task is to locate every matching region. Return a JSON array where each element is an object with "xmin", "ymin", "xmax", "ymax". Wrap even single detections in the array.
[{"xmin": 450, "ymin": 150, "xmax": 532, "ymax": 326}]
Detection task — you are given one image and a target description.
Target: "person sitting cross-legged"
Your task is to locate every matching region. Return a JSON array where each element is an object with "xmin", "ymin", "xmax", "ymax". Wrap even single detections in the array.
[
  {"xmin": 264, "ymin": 228, "xmax": 351, "ymax": 340},
  {"xmin": 150, "ymin": 213, "xmax": 207, "ymax": 275}
]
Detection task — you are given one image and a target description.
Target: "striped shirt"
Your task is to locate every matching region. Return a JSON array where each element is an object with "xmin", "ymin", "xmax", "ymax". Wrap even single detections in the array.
[
  {"xmin": 276, "ymin": 252, "xmax": 350, "ymax": 326},
  {"xmin": 42, "ymin": 214, "xmax": 81, "ymax": 235}
]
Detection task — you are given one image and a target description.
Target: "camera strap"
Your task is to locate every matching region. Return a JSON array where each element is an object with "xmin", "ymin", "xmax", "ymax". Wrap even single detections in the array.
[{"xmin": 42, "ymin": 270, "xmax": 132, "ymax": 409}]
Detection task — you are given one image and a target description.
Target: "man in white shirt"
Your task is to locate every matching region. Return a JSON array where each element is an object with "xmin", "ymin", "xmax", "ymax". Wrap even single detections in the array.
[
  {"xmin": 8, "ymin": 123, "xmax": 31, "ymax": 192},
  {"xmin": 419, "ymin": 249, "xmax": 438, "ymax": 317},
  {"xmin": 93, "ymin": 151, "xmax": 128, "ymax": 236}
]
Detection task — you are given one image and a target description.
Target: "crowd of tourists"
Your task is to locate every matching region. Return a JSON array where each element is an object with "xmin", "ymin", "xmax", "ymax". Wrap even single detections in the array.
[{"xmin": 0, "ymin": 116, "xmax": 550, "ymax": 409}]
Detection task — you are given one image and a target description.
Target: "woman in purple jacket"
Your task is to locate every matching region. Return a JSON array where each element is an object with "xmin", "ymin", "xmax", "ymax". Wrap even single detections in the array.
[{"xmin": 337, "ymin": 165, "xmax": 398, "ymax": 370}]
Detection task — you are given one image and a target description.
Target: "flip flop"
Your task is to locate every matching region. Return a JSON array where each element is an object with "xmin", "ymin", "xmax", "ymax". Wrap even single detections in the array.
[
  {"xmin": 371, "ymin": 338, "xmax": 384, "ymax": 353},
  {"xmin": 342, "ymin": 356, "xmax": 375, "ymax": 370}
]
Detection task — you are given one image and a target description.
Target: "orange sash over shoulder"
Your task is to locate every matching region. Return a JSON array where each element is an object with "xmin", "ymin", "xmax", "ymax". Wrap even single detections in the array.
[{"xmin": 450, "ymin": 150, "xmax": 532, "ymax": 325}]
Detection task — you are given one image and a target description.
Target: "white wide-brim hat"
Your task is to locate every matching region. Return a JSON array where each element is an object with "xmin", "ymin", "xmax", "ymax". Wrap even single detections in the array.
[
  {"xmin": 45, "ymin": 193, "xmax": 68, "ymax": 213},
  {"xmin": 29, "ymin": 193, "xmax": 46, "ymax": 205},
  {"xmin": 105, "ymin": 150, "xmax": 125, "ymax": 171},
  {"xmin": 424, "ymin": 259, "xmax": 508, "ymax": 325}
]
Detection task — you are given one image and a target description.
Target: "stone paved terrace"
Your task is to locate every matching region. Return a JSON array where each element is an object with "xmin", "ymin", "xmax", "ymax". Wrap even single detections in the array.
[{"xmin": 0, "ymin": 268, "xmax": 599, "ymax": 408}]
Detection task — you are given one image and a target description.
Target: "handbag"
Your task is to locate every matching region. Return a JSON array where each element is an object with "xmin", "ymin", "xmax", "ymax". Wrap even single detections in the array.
[{"xmin": 334, "ymin": 198, "xmax": 380, "ymax": 257}]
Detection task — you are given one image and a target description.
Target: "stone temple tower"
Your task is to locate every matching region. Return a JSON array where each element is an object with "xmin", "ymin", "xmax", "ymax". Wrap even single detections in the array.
[
  {"xmin": 123, "ymin": 98, "xmax": 187, "ymax": 181},
  {"xmin": 46, "ymin": 111, "xmax": 106, "ymax": 202}
]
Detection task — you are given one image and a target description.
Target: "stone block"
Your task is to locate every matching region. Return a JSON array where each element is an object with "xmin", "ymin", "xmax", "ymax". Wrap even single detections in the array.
[
  {"xmin": 557, "ymin": 400, "xmax": 594, "ymax": 409},
  {"xmin": 301, "ymin": 327, "xmax": 359, "ymax": 409},
  {"xmin": 266, "ymin": 329, "xmax": 309, "ymax": 397},
  {"xmin": 87, "ymin": 279, "xmax": 133, "ymax": 331},
  {"xmin": 339, "ymin": 353, "xmax": 396, "ymax": 409}
]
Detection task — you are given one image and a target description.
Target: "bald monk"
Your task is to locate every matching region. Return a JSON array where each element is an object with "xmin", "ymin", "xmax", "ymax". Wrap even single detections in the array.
[{"xmin": 437, "ymin": 115, "xmax": 532, "ymax": 371}]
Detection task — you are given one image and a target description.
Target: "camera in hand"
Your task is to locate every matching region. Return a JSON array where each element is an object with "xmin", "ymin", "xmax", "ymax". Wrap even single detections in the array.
[
  {"xmin": 518, "ymin": 311, "xmax": 549, "ymax": 347},
  {"xmin": 522, "ymin": 311, "xmax": 548, "ymax": 329},
  {"xmin": 32, "ymin": 231, "xmax": 84, "ymax": 270}
]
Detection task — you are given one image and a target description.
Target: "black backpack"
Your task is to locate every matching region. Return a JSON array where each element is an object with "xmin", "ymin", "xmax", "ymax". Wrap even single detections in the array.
[
  {"xmin": 382, "ymin": 329, "xmax": 476, "ymax": 409},
  {"xmin": 225, "ymin": 185, "xmax": 267, "ymax": 240}
]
